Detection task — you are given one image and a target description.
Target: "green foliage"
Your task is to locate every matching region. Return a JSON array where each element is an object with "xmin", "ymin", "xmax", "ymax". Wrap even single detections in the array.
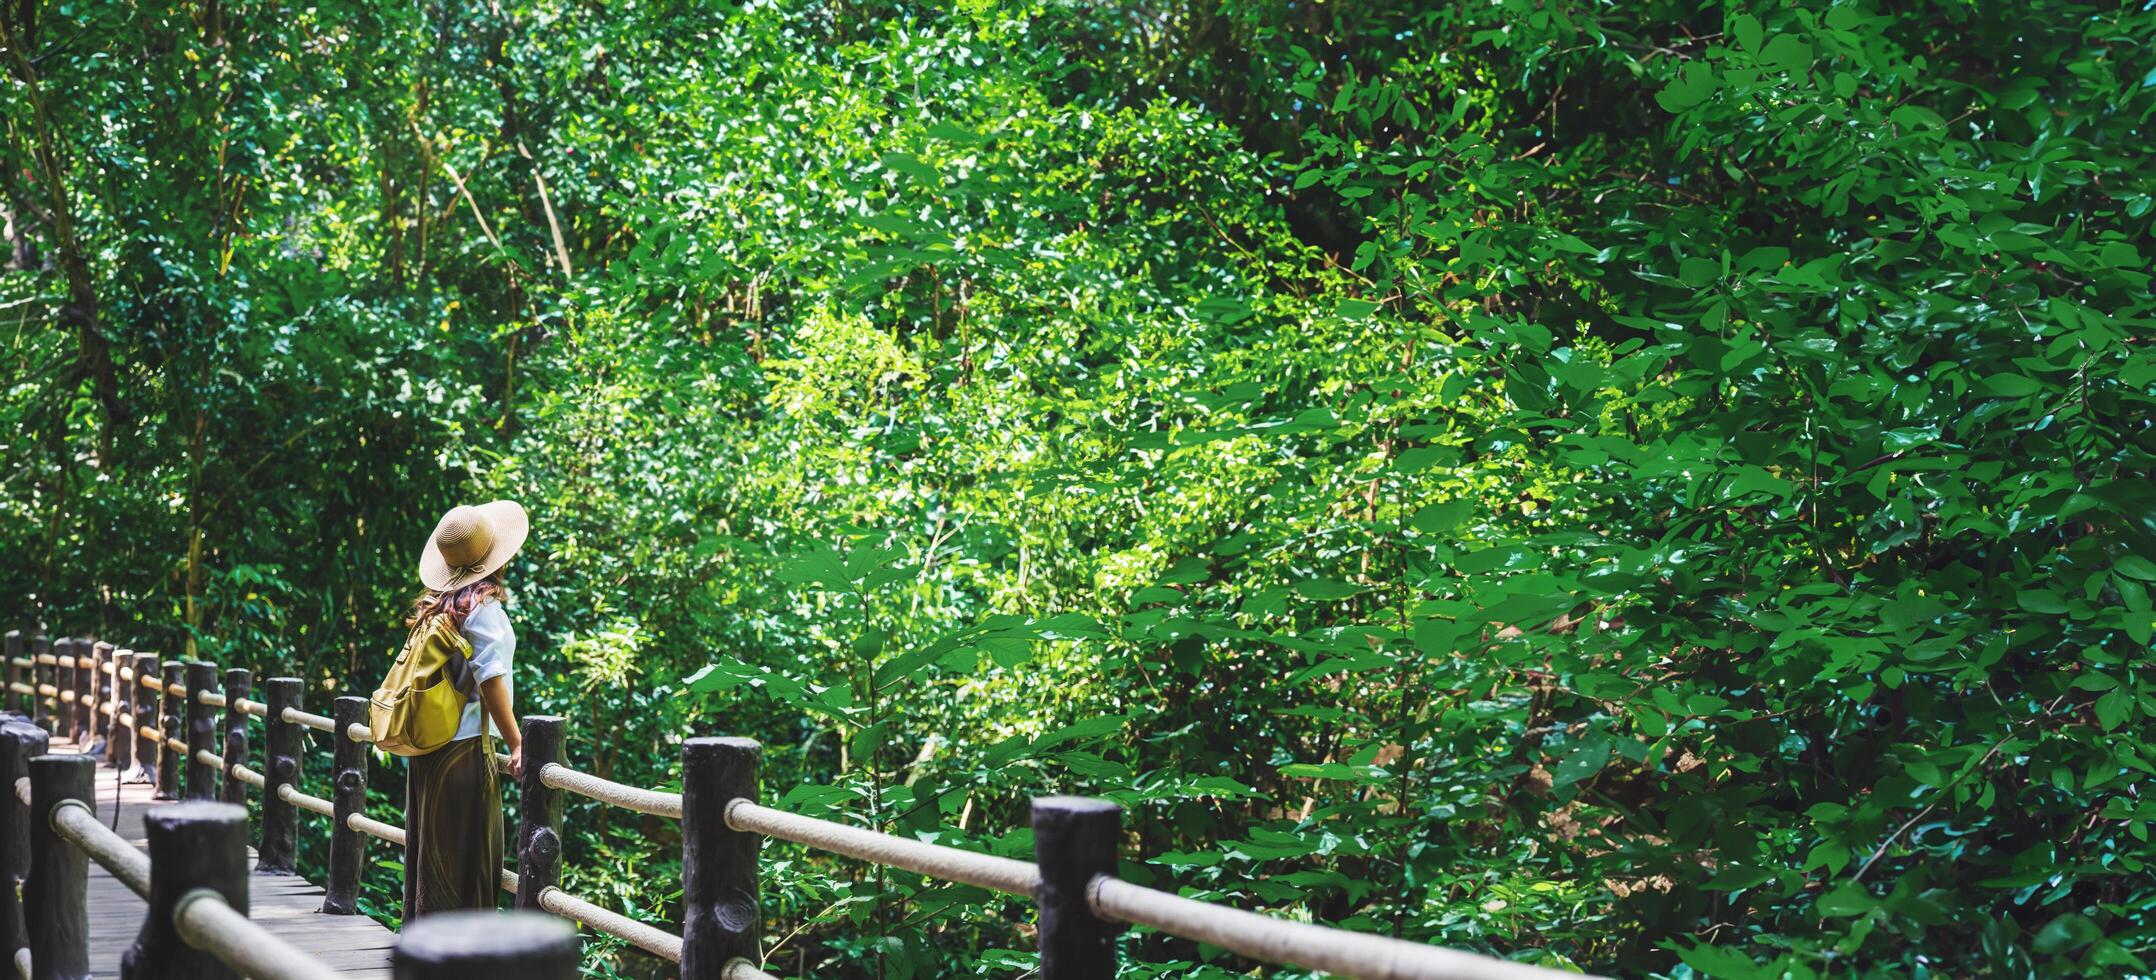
[{"xmin": 4, "ymin": 0, "xmax": 2153, "ymax": 977}]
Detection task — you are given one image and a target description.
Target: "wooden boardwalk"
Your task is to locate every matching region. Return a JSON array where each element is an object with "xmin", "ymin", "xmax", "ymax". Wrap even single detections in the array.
[{"xmin": 57, "ymin": 738, "xmax": 396, "ymax": 978}]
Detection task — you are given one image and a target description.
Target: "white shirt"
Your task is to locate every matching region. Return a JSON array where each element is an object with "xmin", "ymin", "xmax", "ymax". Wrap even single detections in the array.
[{"xmin": 455, "ymin": 600, "xmax": 515, "ymax": 740}]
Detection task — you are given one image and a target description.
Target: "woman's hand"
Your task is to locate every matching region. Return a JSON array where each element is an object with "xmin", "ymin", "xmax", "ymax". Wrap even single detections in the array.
[{"xmin": 506, "ymin": 741, "xmax": 525, "ymax": 780}]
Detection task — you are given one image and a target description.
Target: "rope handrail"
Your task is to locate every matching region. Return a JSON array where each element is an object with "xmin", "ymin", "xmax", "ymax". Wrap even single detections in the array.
[
  {"xmin": 725, "ymin": 799, "xmax": 1040, "ymax": 897},
  {"xmin": 237, "ymin": 697, "xmax": 267, "ymax": 717},
  {"xmin": 540, "ymin": 763, "xmax": 684, "ymax": 818},
  {"xmin": 276, "ymin": 782, "xmax": 337, "ymax": 819},
  {"xmin": 347, "ymin": 811, "xmax": 407, "ymax": 847},
  {"xmin": 165, "ymin": 679, "xmax": 187, "ymax": 698},
  {"xmin": 75, "ymin": 655, "xmax": 96, "ymax": 670},
  {"xmin": 12, "ymin": 776, "xmax": 27, "ymax": 805},
  {"xmin": 4, "ymin": 682, "xmax": 29, "ymax": 697},
  {"xmin": 536, "ymin": 886, "xmax": 685, "ymax": 962},
  {"xmin": 1089, "ymin": 876, "xmax": 1574, "ymax": 980},
  {"xmin": 11, "ymin": 947, "xmax": 26, "ymax": 980},
  {"xmin": 100, "ymin": 660, "xmax": 115, "ymax": 675},
  {"xmin": 6, "ymin": 655, "xmax": 29, "ymax": 668},
  {"xmin": 197, "ymin": 688, "xmax": 227, "ymax": 708},
  {"xmin": 50, "ymin": 799, "xmax": 151, "ymax": 899},
  {"xmin": 346, "ymin": 722, "xmax": 373, "ymax": 743},
  {"xmin": 195, "ymin": 748, "xmax": 224, "ymax": 769},
  {"xmin": 33, "ymin": 653, "xmax": 56, "ymax": 666},
  {"xmin": 141, "ymin": 723, "xmax": 185, "ymax": 753},
  {"xmin": 173, "ymin": 889, "xmax": 343, "ymax": 980},
  {"xmin": 119, "ymin": 667, "xmax": 135, "ymax": 683},
  {"xmin": 281, "ymin": 706, "xmax": 335, "ymax": 733},
  {"xmin": 230, "ymin": 763, "xmax": 267, "ymax": 789},
  {"xmin": 725, "ymin": 959, "xmax": 782, "ymax": 980}
]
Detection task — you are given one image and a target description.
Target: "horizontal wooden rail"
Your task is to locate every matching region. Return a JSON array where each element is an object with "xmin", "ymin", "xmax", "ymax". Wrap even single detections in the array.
[
  {"xmin": 277, "ymin": 782, "xmax": 337, "ymax": 818},
  {"xmin": 50, "ymin": 799, "xmax": 151, "ymax": 897},
  {"xmin": 174, "ymin": 890, "xmax": 343, "ymax": 980},
  {"xmin": 540, "ymin": 763, "xmax": 683, "ymax": 818},
  {"xmin": 348, "ymin": 811, "xmax": 407, "ymax": 846},
  {"xmin": 536, "ymin": 887, "xmax": 684, "ymax": 961},
  {"xmin": 1092, "ymin": 877, "xmax": 1572, "ymax": 979},
  {"xmin": 727, "ymin": 799, "xmax": 1041, "ymax": 896},
  {"xmin": 282, "ymin": 705, "xmax": 335, "ymax": 732}
]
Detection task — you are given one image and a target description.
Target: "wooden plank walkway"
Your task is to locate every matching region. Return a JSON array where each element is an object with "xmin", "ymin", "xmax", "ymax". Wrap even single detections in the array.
[{"xmin": 56, "ymin": 738, "xmax": 396, "ymax": 978}]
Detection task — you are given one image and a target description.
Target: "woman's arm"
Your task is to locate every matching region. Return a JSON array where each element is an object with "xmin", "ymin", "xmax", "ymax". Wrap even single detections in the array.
[{"xmin": 480, "ymin": 675, "xmax": 522, "ymax": 778}]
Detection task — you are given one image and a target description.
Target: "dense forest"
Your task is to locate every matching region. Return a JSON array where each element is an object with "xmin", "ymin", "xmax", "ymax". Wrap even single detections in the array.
[{"xmin": 4, "ymin": 0, "xmax": 2153, "ymax": 976}]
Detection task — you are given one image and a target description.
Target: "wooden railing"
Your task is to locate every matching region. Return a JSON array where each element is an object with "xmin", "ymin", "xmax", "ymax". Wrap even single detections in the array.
[
  {"xmin": 1, "ymin": 717, "xmax": 580, "ymax": 980},
  {"xmin": 3, "ymin": 628, "xmax": 1586, "ymax": 979}
]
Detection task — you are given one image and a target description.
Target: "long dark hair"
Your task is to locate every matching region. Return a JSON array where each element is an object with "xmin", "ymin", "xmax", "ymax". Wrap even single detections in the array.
[{"xmin": 406, "ymin": 573, "xmax": 509, "ymax": 630}]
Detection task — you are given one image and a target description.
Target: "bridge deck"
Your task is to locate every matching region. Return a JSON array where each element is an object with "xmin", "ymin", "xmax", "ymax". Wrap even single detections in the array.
[{"xmin": 58, "ymin": 738, "xmax": 396, "ymax": 978}]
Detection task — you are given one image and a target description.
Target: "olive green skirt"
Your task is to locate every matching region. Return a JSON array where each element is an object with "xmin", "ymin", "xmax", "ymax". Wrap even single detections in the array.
[{"xmin": 404, "ymin": 733, "xmax": 503, "ymax": 919}]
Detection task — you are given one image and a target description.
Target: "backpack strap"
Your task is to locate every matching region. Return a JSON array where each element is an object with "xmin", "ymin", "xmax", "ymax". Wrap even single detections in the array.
[{"xmin": 437, "ymin": 616, "xmax": 480, "ymax": 698}]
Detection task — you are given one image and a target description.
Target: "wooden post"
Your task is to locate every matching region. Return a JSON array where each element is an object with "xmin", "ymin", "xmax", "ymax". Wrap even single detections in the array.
[
  {"xmin": 258, "ymin": 677, "xmax": 303, "ymax": 874},
  {"xmin": 62, "ymin": 640, "xmax": 82, "ymax": 746},
  {"xmin": 70, "ymin": 639, "xmax": 94, "ymax": 746},
  {"xmin": 1, "ymin": 720, "xmax": 50, "ymax": 962},
  {"xmin": 1032, "ymin": 796, "xmax": 1124, "ymax": 979},
  {"xmin": 324, "ymin": 695, "xmax": 369, "ymax": 914},
  {"xmin": 110, "ymin": 650, "xmax": 136, "ymax": 776},
  {"xmin": 513, "ymin": 715, "xmax": 564, "ymax": 910},
  {"xmin": 123, "ymin": 801, "xmax": 250, "ymax": 980},
  {"xmin": 27, "ymin": 753, "xmax": 95, "ymax": 980},
  {"xmin": 52, "ymin": 638, "xmax": 67, "ymax": 737},
  {"xmin": 29, "ymin": 634, "xmax": 49, "ymax": 733},
  {"xmin": 393, "ymin": 910, "xmax": 579, "ymax": 980},
  {"xmin": 108, "ymin": 650, "xmax": 134, "ymax": 775},
  {"xmin": 56, "ymin": 638, "xmax": 72, "ymax": 736},
  {"xmin": 681, "ymin": 737, "xmax": 761, "ymax": 978},
  {"xmin": 57, "ymin": 639, "xmax": 76, "ymax": 742},
  {"xmin": 186, "ymin": 662, "xmax": 221, "ymax": 800},
  {"xmin": 221, "ymin": 668, "xmax": 251, "ymax": 806},
  {"xmin": 91, "ymin": 641, "xmax": 114, "ymax": 758},
  {"xmin": 132, "ymin": 656, "xmax": 162, "ymax": 787},
  {"xmin": 156, "ymin": 655, "xmax": 184, "ymax": 801},
  {"xmin": 3, "ymin": 630, "xmax": 20, "ymax": 714}
]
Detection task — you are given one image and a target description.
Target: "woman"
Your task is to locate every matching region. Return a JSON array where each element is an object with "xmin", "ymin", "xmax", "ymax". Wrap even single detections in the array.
[{"xmin": 403, "ymin": 499, "xmax": 528, "ymax": 918}]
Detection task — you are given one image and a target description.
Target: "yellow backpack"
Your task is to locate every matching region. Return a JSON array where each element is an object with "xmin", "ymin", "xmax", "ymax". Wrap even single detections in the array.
[{"xmin": 369, "ymin": 615, "xmax": 475, "ymax": 757}]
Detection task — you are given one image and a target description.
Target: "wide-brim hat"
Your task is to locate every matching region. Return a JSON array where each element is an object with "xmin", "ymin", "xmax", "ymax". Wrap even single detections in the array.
[{"xmin": 419, "ymin": 500, "xmax": 529, "ymax": 591}]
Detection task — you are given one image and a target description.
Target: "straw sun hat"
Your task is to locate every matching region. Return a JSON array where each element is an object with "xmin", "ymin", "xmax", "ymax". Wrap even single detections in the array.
[{"xmin": 418, "ymin": 500, "xmax": 529, "ymax": 592}]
